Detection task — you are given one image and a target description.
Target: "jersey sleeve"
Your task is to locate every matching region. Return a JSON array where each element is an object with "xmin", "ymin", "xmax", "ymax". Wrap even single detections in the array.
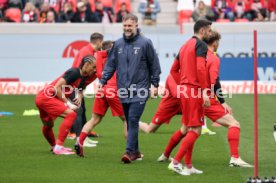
[
  {"xmin": 96, "ymin": 51, "xmax": 106, "ymax": 80},
  {"xmin": 196, "ymin": 40, "xmax": 208, "ymax": 58},
  {"xmin": 195, "ymin": 39, "xmax": 208, "ymax": 89},
  {"xmin": 63, "ymin": 68, "xmax": 81, "ymax": 84}
]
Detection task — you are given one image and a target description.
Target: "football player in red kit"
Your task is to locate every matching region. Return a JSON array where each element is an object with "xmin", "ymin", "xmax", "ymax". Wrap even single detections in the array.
[
  {"xmin": 167, "ymin": 19, "xmax": 212, "ymax": 175},
  {"xmin": 160, "ymin": 30, "xmax": 253, "ymax": 175},
  {"xmin": 35, "ymin": 55, "xmax": 96, "ymax": 155}
]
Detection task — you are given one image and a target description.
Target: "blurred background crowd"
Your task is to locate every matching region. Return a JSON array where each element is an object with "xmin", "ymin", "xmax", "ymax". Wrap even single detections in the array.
[{"xmin": 0, "ymin": 0, "xmax": 275, "ymax": 24}]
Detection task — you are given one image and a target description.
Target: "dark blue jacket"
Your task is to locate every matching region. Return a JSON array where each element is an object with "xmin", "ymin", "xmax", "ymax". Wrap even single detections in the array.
[{"xmin": 100, "ymin": 30, "xmax": 161, "ymax": 103}]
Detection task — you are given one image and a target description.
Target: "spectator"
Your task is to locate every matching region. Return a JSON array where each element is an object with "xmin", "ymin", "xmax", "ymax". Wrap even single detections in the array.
[
  {"xmin": 46, "ymin": 10, "xmax": 55, "ymax": 23},
  {"xmin": 192, "ymin": 0, "xmax": 215, "ymax": 21},
  {"xmin": 7, "ymin": 0, "xmax": 23, "ymax": 10},
  {"xmin": 115, "ymin": 0, "xmax": 131, "ymax": 13},
  {"xmin": 138, "ymin": 0, "xmax": 161, "ymax": 25},
  {"xmin": 268, "ymin": 0, "xmax": 276, "ymax": 21},
  {"xmin": 198, "ymin": 0, "xmax": 212, "ymax": 6},
  {"xmin": 0, "ymin": 0, "xmax": 7, "ymax": 21},
  {"xmin": 212, "ymin": 0, "xmax": 235, "ymax": 21},
  {"xmin": 94, "ymin": 1, "xmax": 113, "ymax": 23},
  {"xmin": 72, "ymin": 1, "xmax": 97, "ymax": 23},
  {"xmin": 100, "ymin": 0, "xmax": 114, "ymax": 15},
  {"xmin": 39, "ymin": 3, "xmax": 57, "ymax": 23},
  {"xmin": 59, "ymin": 2, "xmax": 75, "ymax": 22},
  {"xmin": 234, "ymin": 0, "xmax": 245, "ymax": 19},
  {"xmin": 27, "ymin": 0, "xmax": 42, "ymax": 9},
  {"xmin": 22, "ymin": 2, "xmax": 38, "ymax": 22},
  {"xmin": 115, "ymin": 2, "xmax": 129, "ymax": 22},
  {"xmin": 249, "ymin": 0, "xmax": 268, "ymax": 21}
]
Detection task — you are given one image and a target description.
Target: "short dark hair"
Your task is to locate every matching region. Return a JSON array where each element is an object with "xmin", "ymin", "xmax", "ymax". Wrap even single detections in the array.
[
  {"xmin": 204, "ymin": 30, "xmax": 221, "ymax": 45},
  {"xmin": 102, "ymin": 40, "xmax": 114, "ymax": 50},
  {"xmin": 194, "ymin": 19, "xmax": 212, "ymax": 33},
  {"xmin": 123, "ymin": 13, "xmax": 138, "ymax": 22},
  {"xmin": 79, "ymin": 55, "xmax": 95, "ymax": 68},
  {"xmin": 90, "ymin": 32, "xmax": 104, "ymax": 43}
]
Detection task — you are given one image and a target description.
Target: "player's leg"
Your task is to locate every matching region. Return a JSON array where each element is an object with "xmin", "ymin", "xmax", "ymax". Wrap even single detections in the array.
[
  {"xmin": 75, "ymin": 95, "xmax": 108, "ymax": 156},
  {"xmin": 158, "ymin": 125, "xmax": 187, "ymax": 162},
  {"xmin": 169, "ymin": 126, "xmax": 202, "ymax": 175},
  {"xmin": 118, "ymin": 116, "xmax": 128, "ymax": 139},
  {"xmin": 140, "ymin": 95, "xmax": 181, "ymax": 134},
  {"xmin": 78, "ymin": 113, "xmax": 103, "ymax": 146},
  {"xmin": 52, "ymin": 108, "xmax": 77, "ymax": 155},
  {"xmin": 216, "ymin": 114, "xmax": 253, "ymax": 167},
  {"xmin": 35, "ymin": 95, "xmax": 75, "ymax": 155},
  {"xmin": 107, "ymin": 94, "xmax": 127, "ymax": 138},
  {"xmin": 139, "ymin": 122, "xmax": 160, "ymax": 133},
  {"xmin": 169, "ymin": 88, "xmax": 203, "ymax": 175},
  {"xmin": 41, "ymin": 119, "xmax": 56, "ymax": 150}
]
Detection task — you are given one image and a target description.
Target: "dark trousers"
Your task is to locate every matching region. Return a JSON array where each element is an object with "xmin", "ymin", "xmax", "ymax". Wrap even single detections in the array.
[
  {"xmin": 70, "ymin": 97, "xmax": 87, "ymax": 137},
  {"xmin": 122, "ymin": 102, "xmax": 146, "ymax": 153}
]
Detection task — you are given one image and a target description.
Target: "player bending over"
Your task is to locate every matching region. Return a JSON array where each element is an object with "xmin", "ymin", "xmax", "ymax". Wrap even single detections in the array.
[{"xmin": 35, "ymin": 55, "xmax": 97, "ymax": 155}]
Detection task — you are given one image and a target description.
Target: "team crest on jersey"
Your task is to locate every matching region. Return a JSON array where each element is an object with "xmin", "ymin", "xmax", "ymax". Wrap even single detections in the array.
[
  {"xmin": 133, "ymin": 47, "xmax": 140, "ymax": 54},
  {"xmin": 118, "ymin": 48, "xmax": 123, "ymax": 54},
  {"xmin": 200, "ymin": 117, "xmax": 204, "ymax": 122}
]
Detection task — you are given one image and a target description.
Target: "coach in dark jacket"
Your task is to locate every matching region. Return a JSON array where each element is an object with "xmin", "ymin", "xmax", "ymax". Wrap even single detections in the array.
[{"xmin": 99, "ymin": 14, "xmax": 161, "ymax": 163}]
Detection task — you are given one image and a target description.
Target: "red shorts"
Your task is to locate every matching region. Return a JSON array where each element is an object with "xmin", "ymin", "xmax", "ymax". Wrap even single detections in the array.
[
  {"xmin": 205, "ymin": 98, "xmax": 228, "ymax": 122},
  {"xmin": 180, "ymin": 86, "xmax": 204, "ymax": 127},
  {"xmin": 35, "ymin": 91, "xmax": 68, "ymax": 122},
  {"xmin": 152, "ymin": 93, "xmax": 182, "ymax": 125},
  {"xmin": 93, "ymin": 88, "xmax": 124, "ymax": 116}
]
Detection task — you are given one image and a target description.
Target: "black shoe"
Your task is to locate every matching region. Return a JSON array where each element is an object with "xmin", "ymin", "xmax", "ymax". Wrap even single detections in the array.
[{"xmin": 74, "ymin": 144, "xmax": 84, "ymax": 157}]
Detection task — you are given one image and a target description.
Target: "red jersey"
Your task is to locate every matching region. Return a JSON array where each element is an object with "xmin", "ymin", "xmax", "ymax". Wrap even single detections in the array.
[
  {"xmin": 96, "ymin": 50, "xmax": 117, "ymax": 88},
  {"xmin": 72, "ymin": 44, "xmax": 97, "ymax": 87},
  {"xmin": 207, "ymin": 50, "xmax": 220, "ymax": 88},
  {"xmin": 72, "ymin": 44, "xmax": 95, "ymax": 67},
  {"xmin": 178, "ymin": 36, "xmax": 208, "ymax": 89}
]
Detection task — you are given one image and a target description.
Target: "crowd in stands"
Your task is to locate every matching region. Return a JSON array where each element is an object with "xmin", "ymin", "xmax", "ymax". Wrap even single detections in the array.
[
  {"xmin": 1, "ymin": 0, "xmax": 276, "ymax": 23},
  {"xmin": 178, "ymin": 0, "xmax": 276, "ymax": 23},
  {"xmin": 0, "ymin": 0, "xmax": 132, "ymax": 23}
]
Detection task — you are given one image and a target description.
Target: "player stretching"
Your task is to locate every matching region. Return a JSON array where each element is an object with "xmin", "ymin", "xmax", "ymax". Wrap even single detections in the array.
[
  {"xmin": 166, "ymin": 19, "xmax": 211, "ymax": 175},
  {"xmin": 35, "ymin": 55, "xmax": 96, "ymax": 155},
  {"xmin": 159, "ymin": 30, "xmax": 253, "ymax": 173}
]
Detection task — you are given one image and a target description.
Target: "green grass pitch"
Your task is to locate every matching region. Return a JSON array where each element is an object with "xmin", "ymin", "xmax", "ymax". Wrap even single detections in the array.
[{"xmin": 0, "ymin": 94, "xmax": 275, "ymax": 183}]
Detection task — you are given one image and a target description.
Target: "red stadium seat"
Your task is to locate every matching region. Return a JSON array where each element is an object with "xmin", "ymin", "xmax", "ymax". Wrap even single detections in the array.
[
  {"xmin": 234, "ymin": 18, "xmax": 249, "ymax": 22},
  {"xmin": 216, "ymin": 18, "xmax": 231, "ymax": 23},
  {"xmin": 5, "ymin": 8, "xmax": 22, "ymax": 23},
  {"xmin": 178, "ymin": 10, "xmax": 192, "ymax": 24},
  {"xmin": 178, "ymin": 10, "xmax": 192, "ymax": 34}
]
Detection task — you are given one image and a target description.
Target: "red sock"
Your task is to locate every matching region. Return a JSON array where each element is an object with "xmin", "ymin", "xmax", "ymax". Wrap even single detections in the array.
[
  {"xmin": 42, "ymin": 125, "xmax": 55, "ymax": 146},
  {"xmin": 184, "ymin": 143, "xmax": 194, "ymax": 168},
  {"xmin": 56, "ymin": 112, "xmax": 77, "ymax": 146},
  {"xmin": 164, "ymin": 130, "xmax": 185, "ymax": 157},
  {"xmin": 228, "ymin": 126, "xmax": 240, "ymax": 158},
  {"xmin": 174, "ymin": 131, "xmax": 199, "ymax": 163},
  {"xmin": 79, "ymin": 132, "xmax": 88, "ymax": 146}
]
